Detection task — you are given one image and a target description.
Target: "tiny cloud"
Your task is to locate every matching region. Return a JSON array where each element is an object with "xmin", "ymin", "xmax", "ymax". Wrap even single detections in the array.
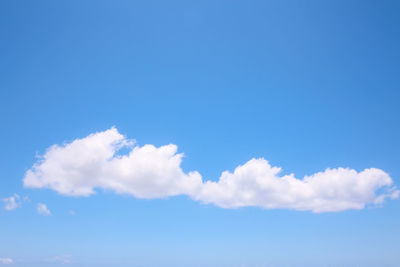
[
  {"xmin": 1, "ymin": 194, "xmax": 21, "ymax": 211},
  {"xmin": 0, "ymin": 258, "xmax": 13, "ymax": 264},
  {"xmin": 24, "ymin": 127, "xmax": 399, "ymax": 213},
  {"xmin": 37, "ymin": 203, "xmax": 51, "ymax": 216}
]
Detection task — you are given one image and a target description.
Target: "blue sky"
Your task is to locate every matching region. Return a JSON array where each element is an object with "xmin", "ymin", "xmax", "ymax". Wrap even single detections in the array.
[{"xmin": 1, "ymin": 1, "xmax": 400, "ymax": 266}]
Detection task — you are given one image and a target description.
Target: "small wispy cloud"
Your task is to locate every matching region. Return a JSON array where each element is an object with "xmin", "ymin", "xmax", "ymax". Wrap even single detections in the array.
[
  {"xmin": 45, "ymin": 255, "xmax": 72, "ymax": 264},
  {"xmin": 68, "ymin": 210, "xmax": 76, "ymax": 216},
  {"xmin": 1, "ymin": 194, "xmax": 21, "ymax": 211},
  {"xmin": 37, "ymin": 203, "xmax": 51, "ymax": 216},
  {"xmin": 0, "ymin": 258, "xmax": 13, "ymax": 264}
]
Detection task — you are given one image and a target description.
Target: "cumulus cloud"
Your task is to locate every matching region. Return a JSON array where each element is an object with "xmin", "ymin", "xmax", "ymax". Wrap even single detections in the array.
[
  {"xmin": 23, "ymin": 127, "xmax": 399, "ymax": 213},
  {"xmin": 0, "ymin": 258, "xmax": 13, "ymax": 264},
  {"xmin": 24, "ymin": 127, "xmax": 202, "ymax": 198},
  {"xmin": 1, "ymin": 194, "xmax": 22, "ymax": 211},
  {"xmin": 37, "ymin": 203, "xmax": 51, "ymax": 216},
  {"xmin": 194, "ymin": 159, "xmax": 397, "ymax": 212}
]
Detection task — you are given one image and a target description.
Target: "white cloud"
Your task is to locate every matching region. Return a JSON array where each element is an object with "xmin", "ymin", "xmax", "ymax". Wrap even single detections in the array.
[
  {"xmin": 194, "ymin": 159, "xmax": 397, "ymax": 212},
  {"xmin": 0, "ymin": 258, "xmax": 13, "ymax": 264},
  {"xmin": 24, "ymin": 127, "xmax": 202, "ymax": 198},
  {"xmin": 37, "ymin": 203, "xmax": 51, "ymax": 216},
  {"xmin": 1, "ymin": 194, "xmax": 21, "ymax": 211},
  {"xmin": 23, "ymin": 127, "xmax": 399, "ymax": 213}
]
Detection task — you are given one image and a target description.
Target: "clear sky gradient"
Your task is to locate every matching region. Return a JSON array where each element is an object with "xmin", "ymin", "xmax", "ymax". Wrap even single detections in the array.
[{"xmin": 1, "ymin": 1, "xmax": 400, "ymax": 266}]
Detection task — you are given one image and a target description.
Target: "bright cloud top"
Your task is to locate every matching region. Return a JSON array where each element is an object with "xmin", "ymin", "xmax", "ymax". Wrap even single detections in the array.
[{"xmin": 24, "ymin": 127, "xmax": 399, "ymax": 213}]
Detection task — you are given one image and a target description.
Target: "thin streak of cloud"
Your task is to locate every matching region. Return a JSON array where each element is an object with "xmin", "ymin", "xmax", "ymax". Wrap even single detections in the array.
[
  {"xmin": 45, "ymin": 255, "xmax": 72, "ymax": 264},
  {"xmin": 0, "ymin": 258, "xmax": 13, "ymax": 265}
]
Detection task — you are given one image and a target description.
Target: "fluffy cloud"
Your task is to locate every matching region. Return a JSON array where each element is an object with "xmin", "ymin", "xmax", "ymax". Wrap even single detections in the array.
[
  {"xmin": 0, "ymin": 258, "xmax": 13, "ymax": 264},
  {"xmin": 37, "ymin": 203, "xmax": 51, "ymax": 216},
  {"xmin": 24, "ymin": 128, "xmax": 202, "ymax": 198},
  {"xmin": 194, "ymin": 159, "xmax": 398, "ymax": 212},
  {"xmin": 1, "ymin": 194, "xmax": 21, "ymax": 211},
  {"xmin": 23, "ymin": 127, "xmax": 399, "ymax": 213}
]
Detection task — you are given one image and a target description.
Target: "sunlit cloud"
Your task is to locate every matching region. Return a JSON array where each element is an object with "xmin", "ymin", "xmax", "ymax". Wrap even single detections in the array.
[{"xmin": 24, "ymin": 127, "xmax": 399, "ymax": 213}]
